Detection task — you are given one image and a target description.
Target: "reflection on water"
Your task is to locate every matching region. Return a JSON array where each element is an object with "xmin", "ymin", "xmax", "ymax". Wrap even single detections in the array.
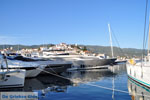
[
  {"xmin": 2, "ymin": 63, "xmax": 149, "ymax": 100},
  {"xmin": 62, "ymin": 69, "xmax": 114, "ymax": 85},
  {"xmin": 24, "ymin": 75, "xmax": 72, "ymax": 92},
  {"xmin": 109, "ymin": 63, "xmax": 126, "ymax": 74},
  {"xmin": 128, "ymin": 78, "xmax": 150, "ymax": 100}
]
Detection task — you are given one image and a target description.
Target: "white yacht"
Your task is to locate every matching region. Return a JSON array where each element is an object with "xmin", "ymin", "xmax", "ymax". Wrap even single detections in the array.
[
  {"xmin": 6, "ymin": 53, "xmax": 72, "ymax": 75},
  {"xmin": 126, "ymin": 15, "xmax": 150, "ymax": 87},
  {"xmin": 55, "ymin": 56, "xmax": 116, "ymax": 70},
  {"xmin": 0, "ymin": 69, "xmax": 26, "ymax": 88},
  {"xmin": 0, "ymin": 54, "xmax": 26, "ymax": 88},
  {"xmin": 6, "ymin": 60, "xmax": 46, "ymax": 78},
  {"xmin": 2, "ymin": 53, "xmax": 46, "ymax": 78},
  {"xmin": 36, "ymin": 60, "xmax": 72, "ymax": 74},
  {"xmin": 127, "ymin": 60, "xmax": 150, "ymax": 88}
]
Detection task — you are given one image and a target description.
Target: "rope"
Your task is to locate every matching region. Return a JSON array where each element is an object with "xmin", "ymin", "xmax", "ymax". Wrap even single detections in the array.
[
  {"xmin": 36, "ymin": 67, "xmax": 71, "ymax": 81},
  {"xmin": 36, "ymin": 67, "xmax": 150, "ymax": 98},
  {"xmin": 45, "ymin": 65, "xmax": 58, "ymax": 74}
]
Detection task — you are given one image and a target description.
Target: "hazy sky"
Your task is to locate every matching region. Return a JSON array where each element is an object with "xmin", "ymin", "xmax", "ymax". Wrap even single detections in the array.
[{"xmin": 0, "ymin": 0, "xmax": 149, "ymax": 49}]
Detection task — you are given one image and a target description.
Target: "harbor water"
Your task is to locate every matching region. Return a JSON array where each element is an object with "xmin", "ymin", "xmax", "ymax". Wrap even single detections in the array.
[{"xmin": 1, "ymin": 63, "xmax": 150, "ymax": 100}]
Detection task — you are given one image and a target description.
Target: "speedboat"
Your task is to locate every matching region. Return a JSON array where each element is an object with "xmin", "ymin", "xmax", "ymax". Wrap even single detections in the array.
[
  {"xmin": 6, "ymin": 60, "xmax": 46, "ymax": 78},
  {"xmin": 1, "ymin": 53, "xmax": 46, "ymax": 78},
  {"xmin": 0, "ymin": 69, "xmax": 26, "ymax": 88},
  {"xmin": 0, "ymin": 54, "xmax": 26, "ymax": 88}
]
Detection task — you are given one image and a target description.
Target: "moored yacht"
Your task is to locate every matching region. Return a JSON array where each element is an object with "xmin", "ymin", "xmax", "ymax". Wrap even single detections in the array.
[
  {"xmin": 127, "ymin": 60, "xmax": 150, "ymax": 88},
  {"xmin": 36, "ymin": 60, "xmax": 72, "ymax": 74},
  {"xmin": 0, "ymin": 54, "xmax": 26, "ymax": 88},
  {"xmin": 0, "ymin": 53, "xmax": 46, "ymax": 78},
  {"xmin": 1, "ymin": 59, "xmax": 46, "ymax": 78},
  {"xmin": 0, "ymin": 69, "xmax": 26, "ymax": 88},
  {"xmin": 5, "ymin": 53, "xmax": 72, "ymax": 76},
  {"xmin": 126, "ymin": 14, "xmax": 150, "ymax": 88},
  {"xmin": 57, "ymin": 56, "xmax": 116, "ymax": 70}
]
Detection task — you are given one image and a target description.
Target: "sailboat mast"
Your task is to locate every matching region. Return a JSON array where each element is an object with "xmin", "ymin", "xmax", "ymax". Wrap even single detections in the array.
[
  {"xmin": 147, "ymin": 16, "xmax": 150, "ymax": 56},
  {"xmin": 108, "ymin": 23, "xmax": 114, "ymax": 58}
]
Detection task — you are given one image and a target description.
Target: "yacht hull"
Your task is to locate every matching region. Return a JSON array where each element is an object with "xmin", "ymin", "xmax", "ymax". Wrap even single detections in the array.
[
  {"xmin": 70, "ymin": 58, "xmax": 116, "ymax": 70},
  {"xmin": 41, "ymin": 64, "xmax": 72, "ymax": 74},
  {"xmin": 126, "ymin": 64, "xmax": 150, "ymax": 88},
  {"xmin": 128, "ymin": 78, "xmax": 150, "ymax": 100},
  {"xmin": 1, "ymin": 66, "xmax": 45, "ymax": 78},
  {"xmin": 0, "ymin": 69, "xmax": 26, "ymax": 88}
]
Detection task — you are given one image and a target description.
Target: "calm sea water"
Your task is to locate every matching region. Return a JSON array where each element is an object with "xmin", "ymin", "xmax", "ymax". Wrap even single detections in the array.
[{"xmin": 2, "ymin": 64, "xmax": 150, "ymax": 100}]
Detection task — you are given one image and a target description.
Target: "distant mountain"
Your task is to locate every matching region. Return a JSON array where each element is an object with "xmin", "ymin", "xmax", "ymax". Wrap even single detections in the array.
[
  {"xmin": 0, "ymin": 44, "xmax": 54, "ymax": 50},
  {"xmin": 0, "ymin": 44, "xmax": 145, "ymax": 57}
]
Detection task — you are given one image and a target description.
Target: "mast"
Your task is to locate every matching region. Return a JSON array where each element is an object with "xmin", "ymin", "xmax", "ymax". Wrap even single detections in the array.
[
  {"xmin": 147, "ymin": 16, "xmax": 150, "ymax": 56},
  {"xmin": 108, "ymin": 23, "xmax": 114, "ymax": 58}
]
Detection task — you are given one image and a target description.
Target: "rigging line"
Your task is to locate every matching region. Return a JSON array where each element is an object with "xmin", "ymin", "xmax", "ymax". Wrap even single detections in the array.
[
  {"xmin": 110, "ymin": 26, "xmax": 125, "ymax": 56},
  {"xmin": 110, "ymin": 27, "xmax": 121, "ymax": 48},
  {"xmin": 144, "ymin": 26, "xmax": 149, "ymax": 52},
  {"xmin": 109, "ymin": 25, "xmax": 124, "ymax": 55},
  {"xmin": 144, "ymin": 16, "xmax": 150, "ymax": 54},
  {"xmin": 112, "ymin": 36, "xmax": 124, "ymax": 56},
  {"xmin": 111, "ymin": 32, "xmax": 123, "ymax": 56},
  {"xmin": 142, "ymin": 0, "xmax": 148, "ymax": 59}
]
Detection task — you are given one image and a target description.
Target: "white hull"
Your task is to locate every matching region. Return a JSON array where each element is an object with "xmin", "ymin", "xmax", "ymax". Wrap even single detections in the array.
[
  {"xmin": 6, "ymin": 60, "xmax": 46, "ymax": 78},
  {"xmin": 128, "ymin": 78, "xmax": 150, "ymax": 100},
  {"xmin": 39, "ymin": 55, "xmax": 116, "ymax": 70},
  {"xmin": 127, "ymin": 62, "xmax": 150, "ymax": 87},
  {"xmin": 0, "ymin": 69, "xmax": 26, "ymax": 88}
]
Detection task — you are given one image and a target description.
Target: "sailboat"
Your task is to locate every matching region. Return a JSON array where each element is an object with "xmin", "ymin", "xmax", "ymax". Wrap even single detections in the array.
[
  {"xmin": 126, "ymin": 18, "xmax": 150, "ymax": 88},
  {"xmin": 108, "ymin": 23, "xmax": 126, "ymax": 64},
  {"xmin": 107, "ymin": 23, "xmax": 119, "ymax": 62}
]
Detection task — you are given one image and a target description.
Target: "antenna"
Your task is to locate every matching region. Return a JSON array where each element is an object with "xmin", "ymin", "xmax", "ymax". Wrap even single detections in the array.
[{"xmin": 108, "ymin": 23, "xmax": 114, "ymax": 58}]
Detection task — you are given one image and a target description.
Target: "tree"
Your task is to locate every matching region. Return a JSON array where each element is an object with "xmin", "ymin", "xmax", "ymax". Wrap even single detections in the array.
[{"xmin": 83, "ymin": 46, "xmax": 87, "ymax": 51}]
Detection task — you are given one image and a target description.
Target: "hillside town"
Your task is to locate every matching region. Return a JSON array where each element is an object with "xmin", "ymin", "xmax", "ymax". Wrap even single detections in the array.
[{"xmin": 0, "ymin": 43, "xmax": 111, "ymax": 59}]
